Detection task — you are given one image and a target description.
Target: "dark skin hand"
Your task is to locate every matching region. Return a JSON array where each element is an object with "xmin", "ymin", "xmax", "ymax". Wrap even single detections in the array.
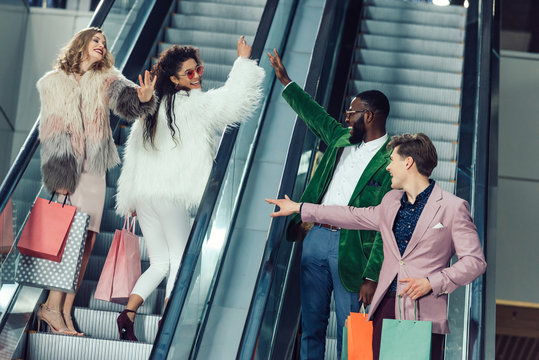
[
  {"xmin": 359, "ymin": 279, "xmax": 377, "ymax": 305},
  {"xmin": 267, "ymin": 49, "xmax": 292, "ymax": 86}
]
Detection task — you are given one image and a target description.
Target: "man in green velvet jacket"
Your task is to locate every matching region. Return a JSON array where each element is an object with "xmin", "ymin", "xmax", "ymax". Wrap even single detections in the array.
[{"xmin": 268, "ymin": 50, "xmax": 393, "ymax": 359}]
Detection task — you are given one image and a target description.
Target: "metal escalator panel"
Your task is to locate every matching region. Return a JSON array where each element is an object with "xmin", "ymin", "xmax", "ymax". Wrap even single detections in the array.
[
  {"xmin": 0, "ymin": 1, "xmax": 164, "ymax": 359},
  {"xmin": 150, "ymin": 0, "xmax": 301, "ymax": 358},
  {"xmin": 245, "ymin": 1, "xmax": 478, "ymax": 359},
  {"xmin": 353, "ymin": 0, "xmax": 466, "ymax": 193}
]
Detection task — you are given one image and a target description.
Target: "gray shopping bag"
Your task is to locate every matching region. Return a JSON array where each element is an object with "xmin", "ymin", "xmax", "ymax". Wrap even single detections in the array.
[{"xmin": 15, "ymin": 211, "xmax": 89, "ymax": 293}]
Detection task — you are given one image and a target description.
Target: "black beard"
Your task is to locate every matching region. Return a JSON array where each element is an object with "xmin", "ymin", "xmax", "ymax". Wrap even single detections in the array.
[{"xmin": 349, "ymin": 115, "xmax": 366, "ymax": 144}]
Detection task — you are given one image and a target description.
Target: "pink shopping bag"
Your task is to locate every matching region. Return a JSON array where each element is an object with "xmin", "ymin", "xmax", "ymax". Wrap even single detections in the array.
[
  {"xmin": 95, "ymin": 216, "xmax": 141, "ymax": 304},
  {"xmin": 111, "ymin": 216, "xmax": 141, "ymax": 304},
  {"xmin": 17, "ymin": 197, "xmax": 76, "ymax": 262}
]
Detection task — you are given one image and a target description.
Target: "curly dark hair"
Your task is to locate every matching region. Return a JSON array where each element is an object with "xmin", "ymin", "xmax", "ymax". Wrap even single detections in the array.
[{"xmin": 143, "ymin": 45, "xmax": 202, "ymax": 148}]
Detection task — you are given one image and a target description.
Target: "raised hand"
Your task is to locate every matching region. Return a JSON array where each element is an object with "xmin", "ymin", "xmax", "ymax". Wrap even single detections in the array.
[
  {"xmin": 265, "ymin": 195, "xmax": 301, "ymax": 217},
  {"xmin": 237, "ymin": 35, "xmax": 252, "ymax": 59},
  {"xmin": 137, "ymin": 70, "xmax": 156, "ymax": 103},
  {"xmin": 267, "ymin": 48, "xmax": 291, "ymax": 86}
]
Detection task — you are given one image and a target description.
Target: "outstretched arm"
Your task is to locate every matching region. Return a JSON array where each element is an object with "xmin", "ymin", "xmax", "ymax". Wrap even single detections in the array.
[
  {"xmin": 187, "ymin": 36, "xmax": 265, "ymax": 131},
  {"xmin": 265, "ymin": 195, "xmax": 301, "ymax": 217},
  {"xmin": 267, "ymin": 49, "xmax": 347, "ymax": 145},
  {"xmin": 107, "ymin": 69, "xmax": 157, "ymax": 122},
  {"xmin": 266, "ymin": 196, "xmax": 382, "ymax": 232}
]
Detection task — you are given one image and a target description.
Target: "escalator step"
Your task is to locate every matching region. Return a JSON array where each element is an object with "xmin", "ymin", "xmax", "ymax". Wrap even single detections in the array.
[
  {"xmin": 387, "ymin": 118, "xmax": 459, "ymax": 143},
  {"xmin": 27, "ymin": 332, "xmax": 152, "ymax": 360},
  {"xmin": 159, "ymin": 42, "xmax": 238, "ymax": 65},
  {"xmin": 359, "ymin": 33, "xmax": 464, "ymax": 58},
  {"xmin": 83, "ymin": 255, "xmax": 158, "ymax": 283},
  {"xmin": 361, "ymin": 19, "xmax": 465, "ymax": 43},
  {"xmin": 177, "ymin": 1, "xmax": 264, "ymax": 21},
  {"xmin": 436, "ymin": 180, "xmax": 456, "ymax": 194},
  {"xmin": 431, "ymin": 160, "xmax": 457, "ymax": 182},
  {"xmin": 165, "ymin": 28, "xmax": 254, "ymax": 50},
  {"xmin": 72, "ymin": 307, "xmax": 159, "ymax": 344},
  {"xmin": 75, "ymin": 280, "xmax": 165, "ymax": 315},
  {"xmin": 363, "ymin": 6, "xmax": 466, "ymax": 28},
  {"xmin": 355, "ymin": 48, "xmax": 463, "ymax": 73},
  {"xmin": 324, "ymin": 338, "xmax": 338, "ymax": 360},
  {"xmin": 364, "ymin": 0, "xmax": 467, "ymax": 15},
  {"xmin": 94, "ymin": 231, "xmax": 145, "ymax": 257},
  {"xmin": 326, "ymin": 310, "xmax": 337, "ymax": 340},
  {"xmin": 171, "ymin": 14, "xmax": 259, "ymax": 35},
  {"xmin": 100, "ymin": 209, "xmax": 127, "ymax": 233},
  {"xmin": 388, "ymin": 100, "xmax": 460, "ymax": 124},
  {"xmin": 105, "ymin": 165, "xmax": 121, "ymax": 187},
  {"xmin": 350, "ymin": 80, "xmax": 461, "ymax": 106},
  {"xmin": 352, "ymin": 64, "xmax": 462, "ymax": 89}
]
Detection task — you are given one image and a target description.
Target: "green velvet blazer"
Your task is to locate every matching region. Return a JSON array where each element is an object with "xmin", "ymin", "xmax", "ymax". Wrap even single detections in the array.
[{"xmin": 283, "ymin": 82, "xmax": 393, "ymax": 292}]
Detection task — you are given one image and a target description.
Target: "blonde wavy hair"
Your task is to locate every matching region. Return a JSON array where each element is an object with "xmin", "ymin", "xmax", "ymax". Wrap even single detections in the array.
[{"xmin": 57, "ymin": 27, "xmax": 114, "ymax": 74}]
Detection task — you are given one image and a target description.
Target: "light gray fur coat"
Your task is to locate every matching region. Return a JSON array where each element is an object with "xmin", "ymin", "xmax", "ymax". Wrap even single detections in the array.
[
  {"xmin": 37, "ymin": 67, "xmax": 157, "ymax": 193},
  {"xmin": 115, "ymin": 57, "xmax": 265, "ymax": 214}
]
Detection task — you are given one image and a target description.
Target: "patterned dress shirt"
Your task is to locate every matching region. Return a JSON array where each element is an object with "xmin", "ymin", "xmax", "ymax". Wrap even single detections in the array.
[{"xmin": 390, "ymin": 180, "xmax": 435, "ymax": 291}]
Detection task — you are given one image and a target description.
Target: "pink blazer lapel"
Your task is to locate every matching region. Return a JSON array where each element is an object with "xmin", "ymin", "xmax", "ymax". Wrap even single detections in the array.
[
  {"xmin": 402, "ymin": 184, "xmax": 443, "ymax": 258},
  {"xmin": 385, "ymin": 192, "xmax": 404, "ymax": 259}
]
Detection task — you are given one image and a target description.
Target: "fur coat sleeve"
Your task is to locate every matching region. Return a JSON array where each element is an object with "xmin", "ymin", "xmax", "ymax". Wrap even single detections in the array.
[
  {"xmin": 106, "ymin": 68, "xmax": 157, "ymax": 122},
  {"xmin": 176, "ymin": 57, "xmax": 265, "ymax": 131}
]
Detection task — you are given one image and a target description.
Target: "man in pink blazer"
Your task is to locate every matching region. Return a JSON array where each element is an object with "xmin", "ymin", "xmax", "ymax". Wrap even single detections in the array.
[{"xmin": 266, "ymin": 133, "xmax": 487, "ymax": 360}]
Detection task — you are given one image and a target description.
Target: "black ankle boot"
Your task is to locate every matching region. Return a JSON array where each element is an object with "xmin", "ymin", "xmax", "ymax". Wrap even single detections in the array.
[{"xmin": 117, "ymin": 309, "xmax": 138, "ymax": 341}]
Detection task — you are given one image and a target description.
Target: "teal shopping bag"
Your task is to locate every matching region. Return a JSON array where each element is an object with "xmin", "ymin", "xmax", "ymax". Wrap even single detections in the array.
[
  {"xmin": 342, "ymin": 317, "xmax": 348, "ymax": 360},
  {"xmin": 379, "ymin": 295, "xmax": 432, "ymax": 360}
]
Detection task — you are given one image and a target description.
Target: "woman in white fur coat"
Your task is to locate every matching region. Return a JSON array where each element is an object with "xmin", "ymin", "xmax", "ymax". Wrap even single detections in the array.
[
  {"xmin": 115, "ymin": 36, "xmax": 265, "ymax": 340},
  {"xmin": 36, "ymin": 27, "xmax": 156, "ymax": 336}
]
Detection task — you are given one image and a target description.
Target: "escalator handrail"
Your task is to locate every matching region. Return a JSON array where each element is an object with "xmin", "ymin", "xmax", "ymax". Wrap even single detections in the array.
[
  {"xmin": 236, "ymin": 0, "xmax": 352, "ymax": 358},
  {"xmin": 149, "ymin": 1, "xmax": 284, "ymax": 358},
  {"xmin": 0, "ymin": 0, "xmax": 115, "ymax": 216}
]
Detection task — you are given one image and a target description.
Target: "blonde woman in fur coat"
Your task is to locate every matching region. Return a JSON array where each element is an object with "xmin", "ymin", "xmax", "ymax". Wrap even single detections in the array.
[
  {"xmin": 36, "ymin": 27, "xmax": 157, "ymax": 336},
  {"xmin": 114, "ymin": 36, "xmax": 265, "ymax": 341}
]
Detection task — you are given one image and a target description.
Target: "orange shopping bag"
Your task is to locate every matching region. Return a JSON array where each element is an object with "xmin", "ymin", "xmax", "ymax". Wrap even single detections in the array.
[{"xmin": 347, "ymin": 306, "xmax": 373, "ymax": 360}]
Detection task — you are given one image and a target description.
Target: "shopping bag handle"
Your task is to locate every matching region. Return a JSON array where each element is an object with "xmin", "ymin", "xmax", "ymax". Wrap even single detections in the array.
[
  {"xmin": 50, "ymin": 191, "xmax": 71, "ymax": 207},
  {"xmin": 123, "ymin": 214, "xmax": 137, "ymax": 233},
  {"xmin": 398, "ymin": 295, "xmax": 418, "ymax": 321},
  {"xmin": 360, "ymin": 303, "xmax": 368, "ymax": 318}
]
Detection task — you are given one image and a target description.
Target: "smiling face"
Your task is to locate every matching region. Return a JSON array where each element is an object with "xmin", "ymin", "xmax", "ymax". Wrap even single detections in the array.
[
  {"xmin": 345, "ymin": 97, "xmax": 371, "ymax": 144},
  {"xmin": 170, "ymin": 58, "xmax": 202, "ymax": 90},
  {"xmin": 85, "ymin": 32, "xmax": 107, "ymax": 66},
  {"xmin": 386, "ymin": 146, "xmax": 410, "ymax": 189}
]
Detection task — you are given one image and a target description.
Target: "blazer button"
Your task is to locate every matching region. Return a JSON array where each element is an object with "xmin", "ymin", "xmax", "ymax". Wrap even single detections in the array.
[{"xmin": 399, "ymin": 261, "xmax": 404, "ymax": 265}]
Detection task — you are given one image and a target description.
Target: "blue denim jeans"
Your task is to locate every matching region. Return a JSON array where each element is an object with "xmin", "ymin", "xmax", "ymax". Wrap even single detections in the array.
[{"xmin": 300, "ymin": 225, "xmax": 360, "ymax": 360}]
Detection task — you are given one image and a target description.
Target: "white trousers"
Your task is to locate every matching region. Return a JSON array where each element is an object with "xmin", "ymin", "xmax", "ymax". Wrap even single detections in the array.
[{"xmin": 130, "ymin": 199, "xmax": 190, "ymax": 301}]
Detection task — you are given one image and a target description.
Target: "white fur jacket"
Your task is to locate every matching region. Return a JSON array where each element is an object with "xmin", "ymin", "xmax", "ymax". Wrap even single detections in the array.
[
  {"xmin": 115, "ymin": 57, "xmax": 265, "ymax": 214},
  {"xmin": 37, "ymin": 67, "xmax": 157, "ymax": 193}
]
